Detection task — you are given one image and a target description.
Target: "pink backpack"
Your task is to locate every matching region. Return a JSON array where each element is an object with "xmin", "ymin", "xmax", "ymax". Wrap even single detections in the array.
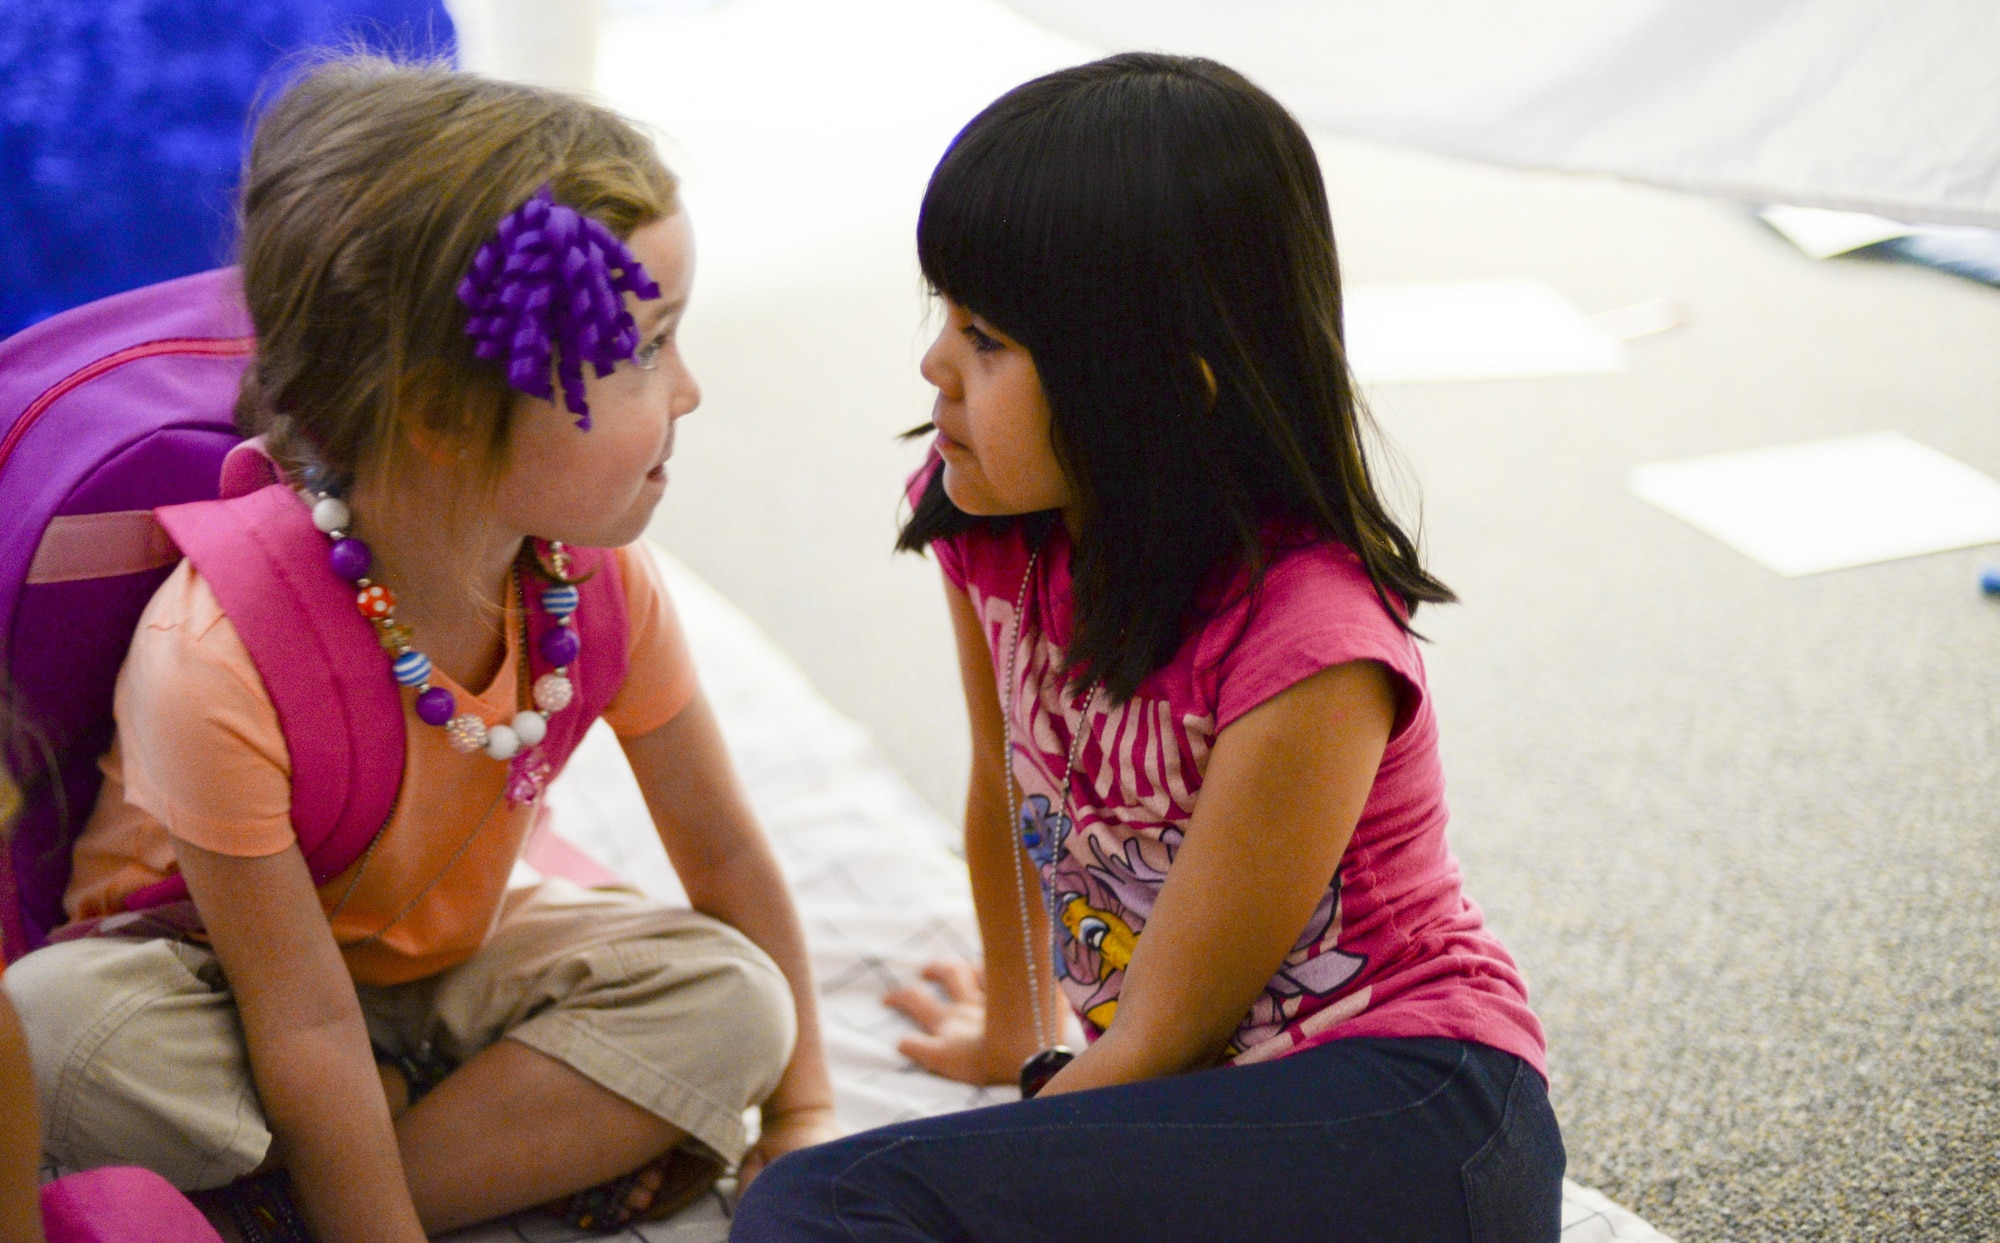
[
  {"xmin": 0, "ymin": 268, "xmax": 627, "ymax": 962},
  {"xmin": 38, "ymin": 1167, "xmax": 225, "ymax": 1243}
]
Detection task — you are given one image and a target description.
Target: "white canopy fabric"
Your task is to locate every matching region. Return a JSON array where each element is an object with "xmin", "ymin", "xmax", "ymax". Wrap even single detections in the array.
[{"xmin": 997, "ymin": 0, "xmax": 2000, "ymax": 229}]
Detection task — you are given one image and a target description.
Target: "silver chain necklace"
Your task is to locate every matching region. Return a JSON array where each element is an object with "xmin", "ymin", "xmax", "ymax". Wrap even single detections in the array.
[{"xmin": 1001, "ymin": 541, "xmax": 1100, "ymax": 1098}]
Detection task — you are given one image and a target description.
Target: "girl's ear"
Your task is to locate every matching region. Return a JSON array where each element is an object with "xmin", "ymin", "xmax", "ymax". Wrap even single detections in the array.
[
  {"xmin": 400, "ymin": 419, "xmax": 455, "ymax": 465},
  {"xmin": 398, "ymin": 423, "xmax": 473, "ymax": 473},
  {"xmin": 394, "ymin": 362, "xmax": 473, "ymax": 465}
]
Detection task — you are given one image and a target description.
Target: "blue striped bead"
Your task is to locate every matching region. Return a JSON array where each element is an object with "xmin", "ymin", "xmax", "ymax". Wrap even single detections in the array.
[
  {"xmin": 392, "ymin": 650, "xmax": 433, "ymax": 688},
  {"xmin": 540, "ymin": 585, "xmax": 580, "ymax": 619}
]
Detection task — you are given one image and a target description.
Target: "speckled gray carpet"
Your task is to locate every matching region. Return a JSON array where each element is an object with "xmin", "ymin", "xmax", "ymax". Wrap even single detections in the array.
[{"xmin": 1360, "ymin": 170, "xmax": 2000, "ymax": 1238}]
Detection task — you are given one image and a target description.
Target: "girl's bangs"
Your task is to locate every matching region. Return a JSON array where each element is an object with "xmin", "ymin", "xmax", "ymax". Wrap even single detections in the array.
[{"xmin": 916, "ymin": 110, "xmax": 1070, "ymax": 338}]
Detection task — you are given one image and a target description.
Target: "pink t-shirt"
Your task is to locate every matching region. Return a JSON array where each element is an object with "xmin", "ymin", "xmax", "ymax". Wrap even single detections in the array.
[{"xmin": 926, "ymin": 472, "xmax": 1547, "ymax": 1076}]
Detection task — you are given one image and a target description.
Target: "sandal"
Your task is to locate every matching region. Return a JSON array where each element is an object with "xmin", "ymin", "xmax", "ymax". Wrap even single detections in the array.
[
  {"xmin": 549, "ymin": 1146, "xmax": 725, "ymax": 1233},
  {"xmin": 190, "ymin": 1169, "xmax": 312, "ymax": 1243},
  {"xmin": 373, "ymin": 1042, "xmax": 456, "ymax": 1108}
]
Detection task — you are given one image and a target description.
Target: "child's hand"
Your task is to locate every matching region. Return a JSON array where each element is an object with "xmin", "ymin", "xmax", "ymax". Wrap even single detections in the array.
[
  {"xmin": 884, "ymin": 960, "xmax": 1005, "ymax": 1085},
  {"xmin": 739, "ymin": 1104, "xmax": 841, "ymax": 1190}
]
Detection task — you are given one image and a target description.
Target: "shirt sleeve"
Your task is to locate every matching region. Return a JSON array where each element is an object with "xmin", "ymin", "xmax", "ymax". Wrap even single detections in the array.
[
  {"xmin": 599, "ymin": 541, "xmax": 701, "ymax": 738},
  {"xmin": 903, "ymin": 452, "xmax": 970, "ymax": 591},
  {"xmin": 1205, "ymin": 544, "xmax": 1427, "ymax": 740},
  {"xmin": 116, "ymin": 567, "xmax": 297, "ymax": 858},
  {"xmin": 933, "ymin": 536, "xmax": 968, "ymax": 592}
]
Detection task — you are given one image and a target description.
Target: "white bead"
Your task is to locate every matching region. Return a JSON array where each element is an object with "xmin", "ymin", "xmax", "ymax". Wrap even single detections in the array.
[
  {"xmin": 483, "ymin": 723, "xmax": 521, "ymax": 761},
  {"xmin": 511, "ymin": 710, "xmax": 548, "ymax": 747},
  {"xmin": 445, "ymin": 714, "xmax": 488, "ymax": 754},
  {"xmin": 311, "ymin": 496, "xmax": 351, "ymax": 534},
  {"xmin": 533, "ymin": 672, "xmax": 574, "ymax": 713}
]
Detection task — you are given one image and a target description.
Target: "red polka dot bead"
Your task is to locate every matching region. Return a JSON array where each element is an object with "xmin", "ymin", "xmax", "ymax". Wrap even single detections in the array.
[{"xmin": 356, "ymin": 582, "xmax": 396, "ymax": 621}]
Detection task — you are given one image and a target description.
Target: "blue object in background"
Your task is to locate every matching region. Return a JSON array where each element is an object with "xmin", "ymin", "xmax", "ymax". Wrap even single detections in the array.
[
  {"xmin": 1980, "ymin": 566, "xmax": 2000, "ymax": 597},
  {"xmin": 1881, "ymin": 226, "xmax": 2000, "ymax": 289},
  {"xmin": 0, "ymin": 0, "xmax": 455, "ymax": 337}
]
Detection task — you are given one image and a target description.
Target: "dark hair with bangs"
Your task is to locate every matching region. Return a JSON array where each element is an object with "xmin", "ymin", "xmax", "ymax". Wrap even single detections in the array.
[{"xmin": 898, "ymin": 52, "xmax": 1453, "ymax": 702}]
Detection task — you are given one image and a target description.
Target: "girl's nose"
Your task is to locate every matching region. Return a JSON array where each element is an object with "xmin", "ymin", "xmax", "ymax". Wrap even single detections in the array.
[
  {"xmin": 919, "ymin": 328, "xmax": 956, "ymax": 395},
  {"xmin": 671, "ymin": 365, "xmax": 701, "ymax": 420}
]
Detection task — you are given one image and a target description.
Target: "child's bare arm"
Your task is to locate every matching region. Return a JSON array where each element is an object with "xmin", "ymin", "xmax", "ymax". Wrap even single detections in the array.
[
  {"xmin": 884, "ymin": 577, "xmax": 1056, "ymax": 1085},
  {"xmin": 174, "ymin": 840, "xmax": 426, "ymax": 1242},
  {"xmin": 1038, "ymin": 659, "xmax": 1396, "ymax": 1095},
  {"xmin": 0, "ymin": 990, "xmax": 45, "ymax": 1243},
  {"xmin": 619, "ymin": 694, "xmax": 839, "ymax": 1178}
]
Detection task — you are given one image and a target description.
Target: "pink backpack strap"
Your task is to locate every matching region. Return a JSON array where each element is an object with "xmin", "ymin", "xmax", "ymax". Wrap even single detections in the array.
[
  {"xmin": 217, "ymin": 433, "xmax": 282, "ymax": 498},
  {"xmin": 107, "ymin": 450, "xmax": 626, "ymax": 913},
  {"xmin": 125, "ymin": 482, "xmax": 404, "ymax": 908}
]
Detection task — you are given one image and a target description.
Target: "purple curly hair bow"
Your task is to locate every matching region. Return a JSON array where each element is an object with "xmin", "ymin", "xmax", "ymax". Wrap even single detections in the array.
[{"xmin": 457, "ymin": 185, "xmax": 662, "ymax": 429}]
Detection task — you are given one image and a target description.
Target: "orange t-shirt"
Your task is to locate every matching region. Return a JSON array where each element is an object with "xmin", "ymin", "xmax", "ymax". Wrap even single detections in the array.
[{"xmin": 64, "ymin": 543, "xmax": 696, "ymax": 985}]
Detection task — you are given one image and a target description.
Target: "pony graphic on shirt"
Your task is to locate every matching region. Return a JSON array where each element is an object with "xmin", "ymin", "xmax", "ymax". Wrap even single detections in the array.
[
  {"xmin": 1002, "ymin": 607, "xmax": 1370, "ymax": 1054},
  {"xmin": 1021, "ymin": 792, "xmax": 1137, "ymax": 1027},
  {"xmin": 1225, "ymin": 876, "xmax": 1369, "ymax": 1058},
  {"xmin": 1041, "ymin": 821, "xmax": 1163, "ymax": 1032},
  {"xmin": 1056, "ymin": 893, "xmax": 1136, "ymax": 1030},
  {"xmin": 1019, "ymin": 793, "xmax": 1068, "ymax": 870},
  {"xmin": 1029, "ymin": 789, "xmax": 1369, "ymax": 1049}
]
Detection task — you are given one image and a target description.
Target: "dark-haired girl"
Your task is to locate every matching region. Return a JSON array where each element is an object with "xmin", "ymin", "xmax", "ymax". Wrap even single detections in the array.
[{"xmin": 733, "ymin": 53, "xmax": 1563, "ymax": 1242}]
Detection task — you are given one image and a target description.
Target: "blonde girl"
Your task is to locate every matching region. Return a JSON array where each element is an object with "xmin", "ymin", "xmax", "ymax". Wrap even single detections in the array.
[{"xmin": 4, "ymin": 57, "xmax": 836, "ymax": 1242}]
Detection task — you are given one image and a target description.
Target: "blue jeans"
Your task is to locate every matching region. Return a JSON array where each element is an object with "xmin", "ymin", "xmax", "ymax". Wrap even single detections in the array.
[{"xmin": 733, "ymin": 1038, "xmax": 1564, "ymax": 1242}]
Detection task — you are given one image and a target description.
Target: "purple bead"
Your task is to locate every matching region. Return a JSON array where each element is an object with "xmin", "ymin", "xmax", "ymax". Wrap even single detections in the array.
[
  {"xmin": 329, "ymin": 537, "xmax": 372, "ymax": 582},
  {"xmin": 415, "ymin": 685, "xmax": 457, "ymax": 727},
  {"xmin": 539, "ymin": 625, "xmax": 580, "ymax": 667}
]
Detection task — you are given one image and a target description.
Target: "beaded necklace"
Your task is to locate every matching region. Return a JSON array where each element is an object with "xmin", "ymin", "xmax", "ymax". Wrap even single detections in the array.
[
  {"xmin": 1002, "ymin": 541, "xmax": 1102, "ymax": 1098},
  {"xmin": 307, "ymin": 488, "xmax": 579, "ymax": 806}
]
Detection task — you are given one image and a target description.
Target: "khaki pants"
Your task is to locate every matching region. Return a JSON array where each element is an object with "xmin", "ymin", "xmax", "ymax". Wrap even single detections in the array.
[{"xmin": 2, "ymin": 879, "xmax": 795, "ymax": 1190}]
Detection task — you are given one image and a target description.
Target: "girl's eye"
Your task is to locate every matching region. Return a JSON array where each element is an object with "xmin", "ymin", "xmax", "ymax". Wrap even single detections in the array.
[
  {"xmin": 634, "ymin": 334, "xmax": 667, "ymax": 370},
  {"xmin": 963, "ymin": 323, "xmax": 1003, "ymax": 354}
]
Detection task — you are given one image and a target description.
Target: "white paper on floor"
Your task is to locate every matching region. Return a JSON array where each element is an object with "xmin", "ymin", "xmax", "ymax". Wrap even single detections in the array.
[
  {"xmin": 1630, "ymin": 431, "xmax": 2000, "ymax": 576},
  {"xmin": 1758, "ymin": 205, "xmax": 1914, "ymax": 260},
  {"xmin": 1344, "ymin": 279, "xmax": 1627, "ymax": 385},
  {"xmin": 443, "ymin": 546, "xmax": 1677, "ymax": 1243}
]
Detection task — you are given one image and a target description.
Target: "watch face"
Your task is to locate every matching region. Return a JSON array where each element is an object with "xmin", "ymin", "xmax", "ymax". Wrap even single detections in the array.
[{"xmin": 1019, "ymin": 1046, "xmax": 1076, "ymax": 1099}]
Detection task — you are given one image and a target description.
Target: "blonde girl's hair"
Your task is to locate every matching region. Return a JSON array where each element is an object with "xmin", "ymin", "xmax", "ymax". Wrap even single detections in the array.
[{"xmin": 235, "ymin": 54, "xmax": 678, "ymax": 490}]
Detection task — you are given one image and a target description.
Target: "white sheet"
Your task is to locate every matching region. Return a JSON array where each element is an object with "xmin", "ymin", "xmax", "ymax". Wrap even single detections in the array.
[
  {"xmin": 1345, "ymin": 280, "xmax": 1626, "ymax": 385},
  {"xmin": 444, "ymin": 546, "xmax": 1676, "ymax": 1242},
  {"xmin": 1757, "ymin": 206, "xmax": 1917, "ymax": 261},
  {"xmin": 996, "ymin": 0, "xmax": 2000, "ymax": 230},
  {"xmin": 1630, "ymin": 432, "xmax": 2000, "ymax": 576}
]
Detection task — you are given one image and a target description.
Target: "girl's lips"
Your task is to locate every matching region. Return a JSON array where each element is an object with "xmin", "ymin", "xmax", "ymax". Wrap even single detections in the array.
[
  {"xmin": 935, "ymin": 428, "xmax": 969, "ymax": 453},
  {"xmin": 646, "ymin": 462, "xmax": 668, "ymax": 483}
]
